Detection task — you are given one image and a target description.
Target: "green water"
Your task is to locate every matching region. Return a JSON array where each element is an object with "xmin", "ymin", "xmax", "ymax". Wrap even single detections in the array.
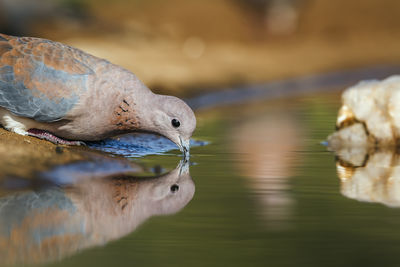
[{"xmin": 3, "ymin": 92, "xmax": 400, "ymax": 267}]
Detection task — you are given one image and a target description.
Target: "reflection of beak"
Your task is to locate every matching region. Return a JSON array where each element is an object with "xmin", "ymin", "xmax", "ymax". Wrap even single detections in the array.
[
  {"xmin": 179, "ymin": 136, "xmax": 190, "ymax": 158},
  {"xmin": 178, "ymin": 159, "xmax": 190, "ymax": 176}
]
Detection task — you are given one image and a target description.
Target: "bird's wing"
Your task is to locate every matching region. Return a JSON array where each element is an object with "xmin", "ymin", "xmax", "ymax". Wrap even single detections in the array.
[{"xmin": 0, "ymin": 33, "xmax": 95, "ymax": 122}]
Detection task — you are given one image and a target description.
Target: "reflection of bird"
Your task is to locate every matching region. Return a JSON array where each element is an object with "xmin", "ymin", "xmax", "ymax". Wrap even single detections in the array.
[
  {"xmin": 335, "ymin": 149, "xmax": 400, "ymax": 208},
  {"xmin": 0, "ymin": 34, "xmax": 195, "ymax": 153},
  {"xmin": 328, "ymin": 76, "xmax": 400, "ymax": 148},
  {"xmin": 0, "ymin": 160, "xmax": 194, "ymax": 266}
]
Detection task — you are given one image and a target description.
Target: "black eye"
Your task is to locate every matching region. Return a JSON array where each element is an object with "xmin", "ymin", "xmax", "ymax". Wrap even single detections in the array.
[
  {"xmin": 171, "ymin": 119, "xmax": 180, "ymax": 128},
  {"xmin": 170, "ymin": 184, "xmax": 179, "ymax": 193}
]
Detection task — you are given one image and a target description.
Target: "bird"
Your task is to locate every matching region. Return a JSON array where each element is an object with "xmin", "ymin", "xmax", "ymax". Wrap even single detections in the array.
[{"xmin": 0, "ymin": 33, "xmax": 196, "ymax": 154}]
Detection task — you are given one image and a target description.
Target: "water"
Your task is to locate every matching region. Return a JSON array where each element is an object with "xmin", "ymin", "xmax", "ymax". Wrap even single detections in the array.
[
  {"xmin": 87, "ymin": 133, "xmax": 208, "ymax": 158},
  {"xmin": 2, "ymin": 91, "xmax": 400, "ymax": 267}
]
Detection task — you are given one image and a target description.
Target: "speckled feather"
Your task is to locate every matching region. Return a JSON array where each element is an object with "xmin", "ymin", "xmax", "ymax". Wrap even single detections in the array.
[{"xmin": 0, "ymin": 33, "xmax": 95, "ymax": 122}]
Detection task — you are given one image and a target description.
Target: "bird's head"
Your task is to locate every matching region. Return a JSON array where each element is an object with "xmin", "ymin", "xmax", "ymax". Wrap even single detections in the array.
[{"xmin": 139, "ymin": 94, "xmax": 196, "ymax": 157}]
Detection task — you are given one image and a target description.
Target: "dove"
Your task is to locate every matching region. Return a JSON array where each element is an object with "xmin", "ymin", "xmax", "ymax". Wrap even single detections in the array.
[{"xmin": 0, "ymin": 33, "xmax": 196, "ymax": 154}]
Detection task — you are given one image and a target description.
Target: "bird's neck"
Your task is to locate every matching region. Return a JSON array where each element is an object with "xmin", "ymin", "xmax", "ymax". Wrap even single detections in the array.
[
  {"xmin": 132, "ymin": 92, "xmax": 164, "ymax": 133},
  {"xmin": 109, "ymin": 88, "xmax": 161, "ymax": 135}
]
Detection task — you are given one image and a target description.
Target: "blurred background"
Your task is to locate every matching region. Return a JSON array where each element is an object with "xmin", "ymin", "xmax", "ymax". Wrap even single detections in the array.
[
  {"xmin": 1, "ymin": 0, "xmax": 400, "ymax": 96},
  {"xmin": 3, "ymin": 2, "xmax": 400, "ymax": 266}
]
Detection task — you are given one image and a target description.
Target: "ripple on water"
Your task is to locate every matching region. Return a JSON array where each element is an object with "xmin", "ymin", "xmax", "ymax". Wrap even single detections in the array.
[{"xmin": 87, "ymin": 133, "xmax": 208, "ymax": 157}]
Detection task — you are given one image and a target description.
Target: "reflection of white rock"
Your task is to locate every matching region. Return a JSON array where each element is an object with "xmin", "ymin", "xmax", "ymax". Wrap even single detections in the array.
[
  {"xmin": 328, "ymin": 76, "xmax": 400, "ymax": 147},
  {"xmin": 337, "ymin": 150, "xmax": 400, "ymax": 207}
]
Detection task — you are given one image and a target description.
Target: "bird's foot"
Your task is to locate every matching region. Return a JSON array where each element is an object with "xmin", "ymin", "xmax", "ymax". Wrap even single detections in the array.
[{"xmin": 27, "ymin": 129, "xmax": 85, "ymax": 146}]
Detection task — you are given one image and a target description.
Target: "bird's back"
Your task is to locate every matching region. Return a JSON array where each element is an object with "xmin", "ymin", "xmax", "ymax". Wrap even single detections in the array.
[{"xmin": 0, "ymin": 34, "xmax": 99, "ymax": 122}]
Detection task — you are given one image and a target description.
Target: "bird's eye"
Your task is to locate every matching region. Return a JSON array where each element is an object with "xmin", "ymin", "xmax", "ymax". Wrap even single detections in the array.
[
  {"xmin": 171, "ymin": 119, "xmax": 180, "ymax": 128},
  {"xmin": 170, "ymin": 184, "xmax": 179, "ymax": 193}
]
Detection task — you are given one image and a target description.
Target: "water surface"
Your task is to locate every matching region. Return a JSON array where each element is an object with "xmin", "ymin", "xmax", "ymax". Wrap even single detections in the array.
[{"xmin": 2, "ymin": 91, "xmax": 400, "ymax": 267}]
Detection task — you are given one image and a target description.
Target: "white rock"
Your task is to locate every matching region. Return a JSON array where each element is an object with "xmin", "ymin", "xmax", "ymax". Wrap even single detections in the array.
[{"xmin": 329, "ymin": 75, "xmax": 400, "ymax": 147}]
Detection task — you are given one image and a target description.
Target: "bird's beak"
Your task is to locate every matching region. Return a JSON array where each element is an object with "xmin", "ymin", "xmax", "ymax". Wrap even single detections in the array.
[{"xmin": 179, "ymin": 136, "xmax": 190, "ymax": 158}]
